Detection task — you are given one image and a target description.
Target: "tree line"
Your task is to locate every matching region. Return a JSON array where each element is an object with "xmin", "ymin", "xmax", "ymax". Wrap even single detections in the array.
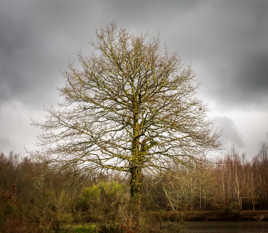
[
  {"xmin": 148, "ymin": 144, "xmax": 268, "ymax": 211},
  {"xmin": 0, "ymin": 144, "xmax": 267, "ymax": 232}
]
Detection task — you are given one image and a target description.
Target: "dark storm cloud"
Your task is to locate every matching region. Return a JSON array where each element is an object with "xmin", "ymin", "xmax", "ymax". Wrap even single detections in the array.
[
  {"xmin": 185, "ymin": 0, "xmax": 268, "ymax": 109},
  {"xmin": 236, "ymin": 52, "xmax": 268, "ymax": 101},
  {"xmin": 201, "ymin": 51, "xmax": 268, "ymax": 109},
  {"xmin": 0, "ymin": 0, "xmax": 101, "ymax": 107},
  {"xmin": 0, "ymin": 0, "xmax": 267, "ymax": 154},
  {"xmin": 104, "ymin": 0, "xmax": 201, "ymax": 25},
  {"xmin": 0, "ymin": 0, "xmax": 202, "ymax": 107},
  {"xmin": 0, "ymin": 0, "xmax": 62, "ymax": 106},
  {"xmin": 0, "ymin": 1, "xmax": 32, "ymax": 103},
  {"xmin": 1, "ymin": 0, "xmax": 267, "ymax": 109}
]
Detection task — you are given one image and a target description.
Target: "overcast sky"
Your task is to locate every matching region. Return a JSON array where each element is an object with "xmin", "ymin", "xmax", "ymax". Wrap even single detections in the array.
[{"xmin": 1, "ymin": 0, "xmax": 268, "ymax": 159}]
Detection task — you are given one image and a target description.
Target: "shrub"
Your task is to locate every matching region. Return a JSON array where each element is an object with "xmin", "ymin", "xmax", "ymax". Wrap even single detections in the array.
[{"xmin": 75, "ymin": 181, "xmax": 128, "ymax": 223}]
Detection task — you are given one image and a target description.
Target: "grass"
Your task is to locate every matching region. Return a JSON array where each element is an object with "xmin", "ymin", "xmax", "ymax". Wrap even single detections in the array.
[{"xmin": 61, "ymin": 224, "xmax": 97, "ymax": 233}]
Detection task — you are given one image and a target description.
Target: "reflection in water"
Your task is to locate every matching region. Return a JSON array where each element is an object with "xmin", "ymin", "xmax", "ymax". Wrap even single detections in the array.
[{"xmin": 184, "ymin": 221, "xmax": 268, "ymax": 233}]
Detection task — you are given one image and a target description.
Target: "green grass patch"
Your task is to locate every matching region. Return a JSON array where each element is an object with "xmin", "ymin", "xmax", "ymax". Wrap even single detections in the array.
[{"xmin": 62, "ymin": 224, "xmax": 97, "ymax": 233}]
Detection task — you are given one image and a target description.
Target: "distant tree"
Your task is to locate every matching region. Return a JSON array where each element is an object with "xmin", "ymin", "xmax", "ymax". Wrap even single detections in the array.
[{"xmin": 39, "ymin": 25, "xmax": 219, "ymax": 229}]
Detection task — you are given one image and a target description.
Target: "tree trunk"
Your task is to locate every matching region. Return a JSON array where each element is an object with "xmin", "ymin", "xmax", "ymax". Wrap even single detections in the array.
[
  {"xmin": 130, "ymin": 165, "xmax": 143, "ymax": 231},
  {"xmin": 129, "ymin": 97, "xmax": 143, "ymax": 230}
]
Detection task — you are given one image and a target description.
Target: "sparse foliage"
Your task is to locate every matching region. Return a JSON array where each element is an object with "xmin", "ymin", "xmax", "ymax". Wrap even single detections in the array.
[{"xmin": 39, "ymin": 25, "xmax": 219, "ymax": 228}]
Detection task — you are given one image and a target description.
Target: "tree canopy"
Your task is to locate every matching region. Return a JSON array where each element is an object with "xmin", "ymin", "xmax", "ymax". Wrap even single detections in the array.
[{"xmin": 39, "ymin": 25, "xmax": 219, "ymax": 228}]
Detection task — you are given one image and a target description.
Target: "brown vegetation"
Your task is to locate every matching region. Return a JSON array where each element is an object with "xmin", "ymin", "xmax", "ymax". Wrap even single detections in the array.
[
  {"xmin": 143, "ymin": 146, "xmax": 268, "ymax": 212},
  {"xmin": 0, "ymin": 144, "xmax": 268, "ymax": 232}
]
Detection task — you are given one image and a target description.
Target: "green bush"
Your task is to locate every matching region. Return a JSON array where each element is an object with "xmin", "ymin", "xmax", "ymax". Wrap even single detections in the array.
[{"xmin": 75, "ymin": 181, "xmax": 128, "ymax": 223}]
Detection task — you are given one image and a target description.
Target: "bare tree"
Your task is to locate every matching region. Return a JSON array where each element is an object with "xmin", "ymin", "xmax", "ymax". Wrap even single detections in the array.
[{"xmin": 39, "ymin": 25, "xmax": 219, "ymax": 228}]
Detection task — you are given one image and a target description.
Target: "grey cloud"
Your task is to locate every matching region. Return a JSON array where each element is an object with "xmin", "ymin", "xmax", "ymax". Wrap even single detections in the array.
[
  {"xmin": 201, "ymin": 50, "xmax": 268, "ymax": 110},
  {"xmin": 185, "ymin": 1, "xmax": 268, "ymax": 110},
  {"xmin": 0, "ymin": 137, "xmax": 12, "ymax": 153},
  {"xmin": 104, "ymin": 0, "xmax": 201, "ymax": 25},
  {"xmin": 0, "ymin": 0, "xmax": 203, "ymax": 108},
  {"xmin": 0, "ymin": 2, "xmax": 61, "ymax": 106},
  {"xmin": 213, "ymin": 116, "xmax": 244, "ymax": 148},
  {"xmin": 0, "ymin": 0, "xmax": 267, "ymax": 154},
  {"xmin": 0, "ymin": 0, "xmax": 99, "ymax": 107},
  {"xmin": 237, "ymin": 52, "xmax": 268, "ymax": 96},
  {"xmin": 1, "ymin": 0, "xmax": 268, "ymax": 109}
]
